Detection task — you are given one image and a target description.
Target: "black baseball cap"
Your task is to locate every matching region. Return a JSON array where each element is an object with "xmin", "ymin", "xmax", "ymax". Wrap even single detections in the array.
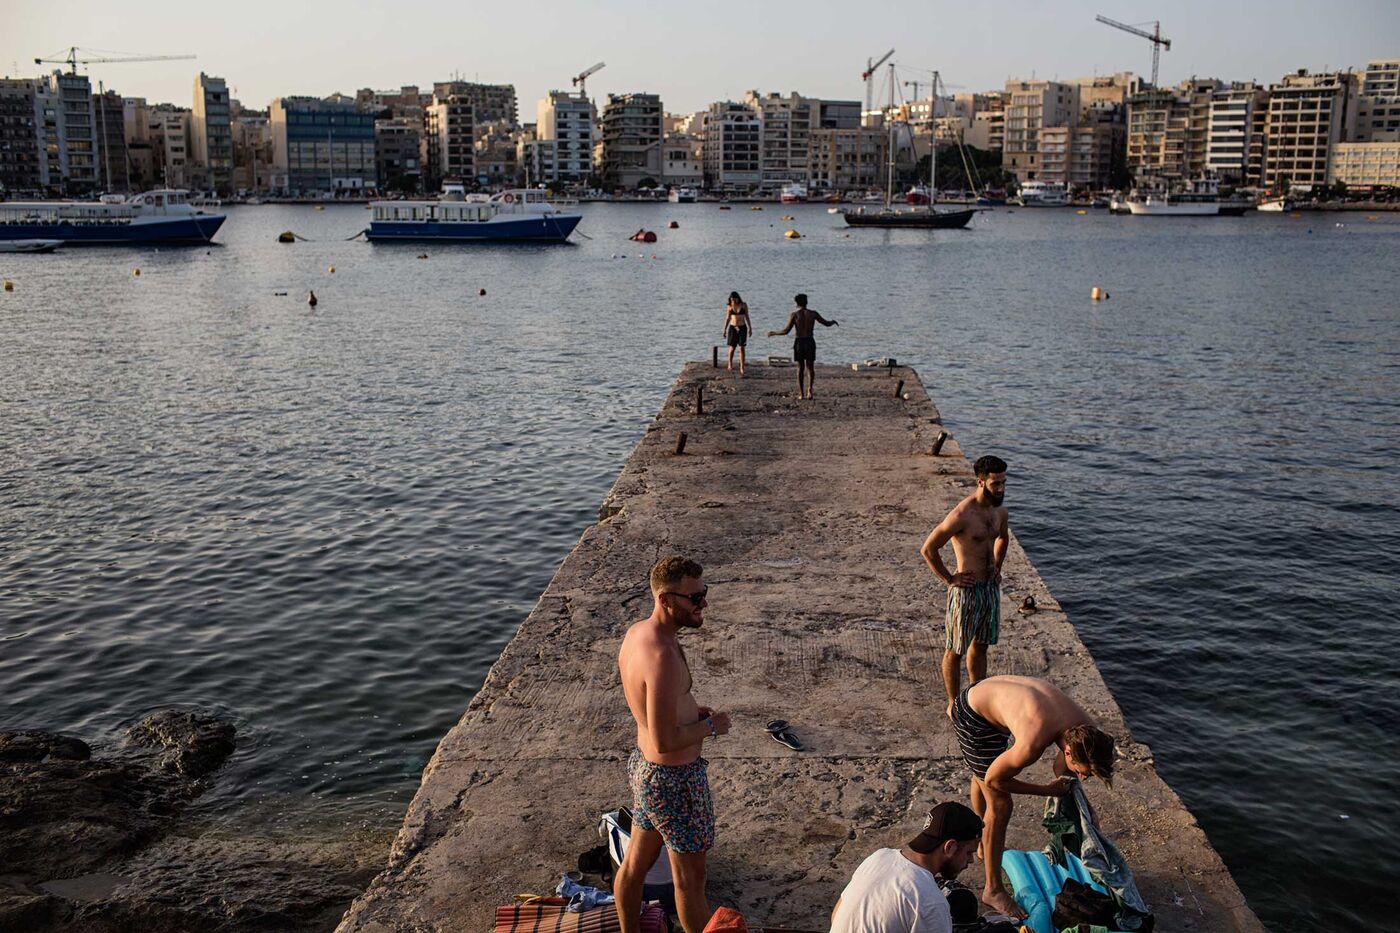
[{"xmin": 908, "ymin": 802, "xmax": 983, "ymax": 853}]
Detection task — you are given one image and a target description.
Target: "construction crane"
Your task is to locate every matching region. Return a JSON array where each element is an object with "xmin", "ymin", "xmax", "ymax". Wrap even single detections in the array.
[
  {"xmin": 35, "ymin": 47, "xmax": 196, "ymax": 74},
  {"xmin": 572, "ymin": 62, "xmax": 605, "ymax": 98},
  {"xmin": 1095, "ymin": 15, "xmax": 1170, "ymax": 88},
  {"xmin": 862, "ymin": 49, "xmax": 895, "ymax": 116}
]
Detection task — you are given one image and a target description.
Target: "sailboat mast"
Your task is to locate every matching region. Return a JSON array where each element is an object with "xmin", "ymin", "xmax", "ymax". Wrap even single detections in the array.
[
  {"xmin": 929, "ymin": 71, "xmax": 938, "ymax": 202},
  {"xmin": 886, "ymin": 62, "xmax": 895, "ymax": 208}
]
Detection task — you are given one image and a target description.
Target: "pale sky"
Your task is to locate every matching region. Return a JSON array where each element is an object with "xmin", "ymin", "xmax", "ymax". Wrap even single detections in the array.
[{"xmin": 6, "ymin": 0, "xmax": 1397, "ymax": 116}]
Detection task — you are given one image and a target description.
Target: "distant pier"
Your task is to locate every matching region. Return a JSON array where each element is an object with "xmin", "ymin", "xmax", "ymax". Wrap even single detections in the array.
[{"xmin": 339, "ymin": 362, "xmax": 1263, "ymax": 932}]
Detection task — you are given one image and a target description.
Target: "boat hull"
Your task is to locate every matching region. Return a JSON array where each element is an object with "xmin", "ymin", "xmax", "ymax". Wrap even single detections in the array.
[
  {"xmin": 0, "ymin": 216, "xmax": 225, "ymax": 245},
  {"xmin": 365, "ymin": 214, "xmax": 582, "ymax": 243},
  {"xmin": 843, "ymin": 208, "xmax": 976, "ymax": 229},
  {"xmin": 1126, "ymin": 201, "xmax": 1219, "ymax": 216}
]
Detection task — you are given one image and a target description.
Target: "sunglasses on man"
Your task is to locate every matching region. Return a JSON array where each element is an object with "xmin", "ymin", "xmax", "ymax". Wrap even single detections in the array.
[{"xmin": 663, "ymin": 586, "xmax": 708, "ymax": 606}]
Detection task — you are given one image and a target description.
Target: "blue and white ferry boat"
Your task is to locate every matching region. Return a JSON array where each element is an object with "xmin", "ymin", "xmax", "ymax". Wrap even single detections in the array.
[
  {"xmin": 365, "ymin": 185, "xmax": 581, "ymax": 243},
  {"xmin": 0, "ymin": 189, "xmax": 226, "ymax": 245}
]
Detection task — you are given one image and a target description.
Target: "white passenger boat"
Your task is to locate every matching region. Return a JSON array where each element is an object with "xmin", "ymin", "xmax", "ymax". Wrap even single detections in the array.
[
  {"xmin": 365, "ymin": 185, "xmax": 581, "ymax": 243},
  {"xmin": 667, "ymin": 186, "xmax": 698, "ymax": 203},
  {"xmin": 0, "ymin": 189, "xmax": 226, "ymax": 245},
  {"xmin": 779, "ymin": 183, "xmax": 808, "ymax": 203},
  {"xmin": 1127, "ymin": 177, "xmax": 1221, "ymax": 216},
  {"xmin": 1014, "ymin": 181, "xmax": 1069, "ymax": 207},
  {"xmin": 1257, "ymin": 196, "xmax": 1294, "ymax": 213}
]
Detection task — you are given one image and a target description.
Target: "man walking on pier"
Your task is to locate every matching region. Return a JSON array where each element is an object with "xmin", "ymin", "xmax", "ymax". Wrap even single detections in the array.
[
  {"xmin": 768, "ymin": 293, "xmax": 838, "ymax": 399},
  {"xmin": 921, "ymin": 455, "xmax": 1009, "ymax": 718},
  {"xmin": 952, "ymin": 675, "xmax": 1116, "ymax": 919},
  {"xmin": 616, "ymin": 557, "xmax": 731, "ymax": 933}
]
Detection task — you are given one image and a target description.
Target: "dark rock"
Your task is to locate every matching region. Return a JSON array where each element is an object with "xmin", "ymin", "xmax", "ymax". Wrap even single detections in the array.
[
  {"xmin": 124, "ymin": 709, "xmax": 237, "ymax": 779},
  {"xmin": 0, "ymin": 730, "xmax": 91, "ymax": 763}
]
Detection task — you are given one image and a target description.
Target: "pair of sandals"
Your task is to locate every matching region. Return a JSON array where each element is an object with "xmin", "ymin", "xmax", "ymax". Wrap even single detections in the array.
[{"xmin": 766, "ymin": 719, "xmax": 804, "ymax": 751}]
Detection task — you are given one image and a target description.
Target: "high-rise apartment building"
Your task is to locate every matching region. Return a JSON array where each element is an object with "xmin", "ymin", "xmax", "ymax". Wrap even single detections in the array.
[
  {"xmin": 1002, "ymin": 79, "xmax": 1079, "ymax": 181},
  {"xmin": 0, "ymin": 78, "xmax": 40, "ymax": 194},
  {"xmin": 434, "ymin": 81, "xmax": 518, "ymax": 126},
  {"xmin": 1206, "ymin": 83, "xmax": 1269, "ymax": 183},
  {"xmin": 1262, "ymin": 70, "xmax": 1356, "ymax": 190},
  {"xmin": 375, "ymin": 119, "xmax": 421, "ymax": 191},
  {"xmin": 600, "ymin": 92, "xmax": 663, "ymax": 188},
  {"xmin": 424, "ymin": 94, "xmax": 475, "ymax": 187},
  {"xmin": 807, "ymin": 126, "xmax": 886, "ymax": 192},
  {"xmin": 191, "ymin": 73, "xmax": 233, "ymax": 194},
  {"xmin": 703, "ymin": 100, "xmax": 761, "ymax": 189},
  {"xmin": 1354, "ymin": 60, "xmax": 1400, "ymax": 143},
  {"xmin": 536, "ymin": 91, "xmax": 595, "ymax": 183},
  {"xmin": 1038, "ymin": 124, "xmax": 1117, "ymax": 188},
  {"xmin": 745, "ymin": 91, "xmax": 814, "ymax": 189},
  {"xmin": 270, "ymin": 96, "xmax": 376, "ymax": 194},
  {"xmin": 33, "ymin": 71, "xmax": 98, "ymax": 193},
  {"xmin": 94, "ymin": 88, "xmax": 130, "ymax": 192}
]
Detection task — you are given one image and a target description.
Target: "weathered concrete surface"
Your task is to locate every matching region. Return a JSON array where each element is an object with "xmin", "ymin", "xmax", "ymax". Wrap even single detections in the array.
[{"xmin": 339, "ymin": 363, "xmax": 1263, "ymax": 932}]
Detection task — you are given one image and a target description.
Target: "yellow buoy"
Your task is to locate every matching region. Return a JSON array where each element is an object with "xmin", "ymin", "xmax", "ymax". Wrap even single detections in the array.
[
  {"xmin": 750, "ymin": 205, "xmax": 763, "ymax": 211},
  {"xmin": 1076, "ymin": 209, "xmax": 1087, "ymax": 215},
  {"xmin": 784, "ymin": 229, "xmax": 801, "ymax": 239},
  {"xmin": 781, "ymin": 214, "xmax": 794, "ymax": 220},
  {"xmin": 328, "ymin": 266, "xmax": 335, "ymax": 273},
  {"xmin": 133, "ymin": 268, "xmax": 141, "ymax": 276},
  {"xmin": 315, "ymin": 205, "xmax": 325, "ymax": 211},
  {"xmin": 3, "ymin": 279, "xmax": 12, "ymax": 291},
  {"xmin": 1091, "ymin": 287, "xmax": 1103, "ymax": 300},
  {"xmin": 277, "ymin": 231, "xmax": 296, "ymax": 243}
]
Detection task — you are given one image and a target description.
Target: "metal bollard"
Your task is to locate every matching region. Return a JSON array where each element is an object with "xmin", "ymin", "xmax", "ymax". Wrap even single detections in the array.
[
  {"xmin": 675, "ymin": 432, "xmax": 688, "ymax": 455},
  {"xmin": 892, "ymin": 379, "xmax": 904, "ymax": 399},
  {"xmin": 932, "ymin": 431, "xmax": 948, "ymax": 456}
]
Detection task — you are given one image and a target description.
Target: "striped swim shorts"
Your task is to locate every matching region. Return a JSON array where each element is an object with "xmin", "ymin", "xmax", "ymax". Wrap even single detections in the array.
[
  {"xmin": 945, "ymin": 580, "xmax": 1000, "ymax": 653},
  {"xmin": 628, "ymin": 748, "xmax": 715, "ymax": 854},
  {"xmin": 952, "ymin": 687, "xmax": 1010, "ymax": 779}
]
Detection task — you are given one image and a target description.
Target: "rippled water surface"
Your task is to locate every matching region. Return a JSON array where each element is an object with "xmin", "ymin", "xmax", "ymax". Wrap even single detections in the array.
[{"xmin": 2, "ymin": 202, "xmax": 1396, "ymax": 931}]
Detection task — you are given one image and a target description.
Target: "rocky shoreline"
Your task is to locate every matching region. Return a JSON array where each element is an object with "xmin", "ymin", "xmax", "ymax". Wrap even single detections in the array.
[{"xmin": 1, "ymin": 709, "xmax": 389, "ymax": 931}]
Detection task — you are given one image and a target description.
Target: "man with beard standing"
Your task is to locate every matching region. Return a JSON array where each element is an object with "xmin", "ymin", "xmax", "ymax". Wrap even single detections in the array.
[
  {"xmin": 615, "ymin": 557, "xmax": 731, "ymax": 933},
  {"xmin": 920, "ymin": 455, "xmax": 1009, "ymax": 719}
]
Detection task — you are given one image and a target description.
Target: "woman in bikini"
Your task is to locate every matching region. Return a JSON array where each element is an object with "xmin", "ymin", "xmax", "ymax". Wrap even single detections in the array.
[{"xmin": 723, "ymin": 292, "xmax": 752, "ymax": 377}]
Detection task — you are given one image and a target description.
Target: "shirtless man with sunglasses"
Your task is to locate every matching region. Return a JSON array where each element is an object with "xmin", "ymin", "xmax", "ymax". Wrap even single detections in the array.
[{"xmin": 616, "ymin": 557, "xmax": 731, "ymax": 933}]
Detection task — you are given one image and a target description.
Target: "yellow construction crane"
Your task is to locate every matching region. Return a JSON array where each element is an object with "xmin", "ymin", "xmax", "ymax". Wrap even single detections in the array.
[
  {"xmin": 1095, "ymin": 15, "xmax": 1170, "ymax": 88},
  {"xmin": 35, "ymin": 47, "xmax": 196, "ymax": 74},
  {"xmin": 571, "ymin": 62, "xmax": 605, "ymax": 98},
  {"xmin": 862, "ymin": 48, "xmax": 895, "ymax": 116}
]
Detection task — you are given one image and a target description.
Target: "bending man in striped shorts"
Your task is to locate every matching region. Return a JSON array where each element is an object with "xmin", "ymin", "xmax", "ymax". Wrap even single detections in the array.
[{"xmin": 920, "ymin": 455, "xmax": 1009, "ymax": 719}]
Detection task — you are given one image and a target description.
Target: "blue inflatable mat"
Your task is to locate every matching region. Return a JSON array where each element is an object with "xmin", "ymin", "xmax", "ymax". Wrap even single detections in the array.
[{"xmin": 1002, "ymin": 849, "xmax": 1123, "ymax": 933}]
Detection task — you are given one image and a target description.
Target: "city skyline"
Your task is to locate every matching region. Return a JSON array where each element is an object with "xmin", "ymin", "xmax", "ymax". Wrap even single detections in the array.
[{"xmin": 6, "ymin": 0, "xmax": 1398, "ymax": 114}]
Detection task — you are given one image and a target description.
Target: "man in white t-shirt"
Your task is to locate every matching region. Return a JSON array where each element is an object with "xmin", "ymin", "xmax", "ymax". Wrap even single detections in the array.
[{"xmin": 829, "ymin": 802, "xmax": 983, "ymax": 933}]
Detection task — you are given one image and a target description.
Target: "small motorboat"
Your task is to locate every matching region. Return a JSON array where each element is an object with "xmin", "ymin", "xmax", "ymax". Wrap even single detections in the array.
[{"xmin": 0, "ymin": 239, "xmax": 62, "ymax": 254}]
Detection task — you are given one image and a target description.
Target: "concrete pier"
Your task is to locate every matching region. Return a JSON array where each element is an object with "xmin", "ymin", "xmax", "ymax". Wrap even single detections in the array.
[{"xmin": 339, "ymin": 363, "xmax": 1262, "ymax": 932}]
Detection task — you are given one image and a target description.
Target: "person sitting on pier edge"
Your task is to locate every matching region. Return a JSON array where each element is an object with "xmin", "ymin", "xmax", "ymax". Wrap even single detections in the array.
[
  {"xmin": 920, "ymin": 455, "xmax": 1009, "ymax": 719},
  {"xmin": 723, "ymin": 291, "xmax": 752, "ymax": 377},
  {"xmin": 768, "ymin": 293, "xmax": 837, "ymax": 399},
  {"xmin": 951, "ymin": 675, "xmax": 1116, "ymax": 919},
  {"xmin": 615, "ymin": 557, "xmax": 731, "ymax": 933},
  {"xmin": 829, "ymin": 801, "xmax": 982, "ymax": 933}
]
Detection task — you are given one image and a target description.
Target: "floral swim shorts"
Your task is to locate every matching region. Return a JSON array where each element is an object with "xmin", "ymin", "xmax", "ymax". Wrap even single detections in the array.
[{"xmin": 627, "ymin": 748, "xmax": 715, "ymax": 854}]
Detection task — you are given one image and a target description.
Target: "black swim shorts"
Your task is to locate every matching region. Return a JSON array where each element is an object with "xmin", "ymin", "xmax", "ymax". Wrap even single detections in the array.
[
  {"xmin": 727, "ymin": 325, "xmax": 747, "ymax": 348},
  {"xmin": 793, "ymin": 336, "xmax": 816, "ymax": 363}
]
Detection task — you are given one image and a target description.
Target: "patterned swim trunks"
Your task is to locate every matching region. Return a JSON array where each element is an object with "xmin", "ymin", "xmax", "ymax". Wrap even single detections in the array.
[
  {"xmin": 945, "ymin": 580, "xmax": 1001, "ymax": 653},
  {"xmin": 627, "ymin": 748, "xmax": 714, "ymax": 854}
]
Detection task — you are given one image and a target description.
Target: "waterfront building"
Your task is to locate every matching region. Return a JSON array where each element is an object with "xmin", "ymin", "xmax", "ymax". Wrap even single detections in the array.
[
  {"xmin": 1354, "ymin": 60, "xmax": 1400, "ymax": 143},
  {"xmin": 270, "ymin": 96, "xmax": 376, "ymax": 195},
  {"xmin": 1329, "ymin": 140, "xmax": 1400, "ymax": 188},
  {"xmin": 536, "ymin": 90, "xmax": 595, "ymax": 183},
  {"xmin": 356, "ymin": 85, "xmax": 430, "ymax": 118},
  {"xmin": 517, "ymin": 128, "xmax": 559, "ymax": 188},
  {"xmin": 94, "ymin": 88, "xmax": 130, "ymax": 192},
  {"xmin": 1002, "ymin": 79, "xmax": 1078, "ymax": 181},
  {"xmin": 474, "ymin": 122, "xmax": 519, "ymax": 186},
  {"xmin": 191, "ymin": 73, "xmax": 233, "ymax": 195},
  {"xmin": 34, "ymin": 71, "xmax": 98, "ymax": 194},
  {"xmin": 600, "ymin": 92, "xmax": 663, "ymax": 189},
  {"xmin": 661, "ymin": 131, "xmax": 702, "ymax": 188},
  {"xmin": 1038, "ymin": 123, "xmax": 1117, "ymax": 190},
  {"xmin": 1262, "ymin": 69, "xmax": 1356, "ymax": 191},
  {"xmin": 0, "ymin": 78, "xmax": 41, "ymax": 194},
  {"xmin": 807, "ymin": 126, "xmax": 885, "ymax": 192},
  {"xmin": 703, "ymin": 100, "xmax": 761, "ymax": 190},
  {"xmin": 746, "ymin": 91, "xmax": 815, "ymax": 190},
  {"xmin": 232, "ymin": 109, "xmax": 273, "ymax": 194},
  {"xmin": 1206, "ymin": 83, "xmax": 1269, "ymax": 184},
  {"xmin": 1126, "ymin": 78, "xmax": 1219, "ymax": 186},
  {"xmin": 375, "ymin": 118, "xmax": 421, "ymax": 192},
  {"xmin": 153, "ymin": 105, "xmax": 192, "ymax": 189},
  {"xmin": 424, "ymin": 94, "xmax": 475, "ymax": 188},
  {"xmin": 434, "ymin": 81, "xmax": 517, "ymax": 126}
]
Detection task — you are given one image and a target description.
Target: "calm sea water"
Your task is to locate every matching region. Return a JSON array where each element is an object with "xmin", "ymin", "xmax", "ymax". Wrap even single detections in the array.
[{"xmin": 2, "ymin": 201, "xmax": 1396, "ymax": 930}]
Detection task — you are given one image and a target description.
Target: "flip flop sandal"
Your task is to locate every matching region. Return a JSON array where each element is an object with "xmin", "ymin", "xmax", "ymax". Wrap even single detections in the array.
[
  {"xmin": 765, "ymin": 719, "xmax": 804, "ymax": 751},
  {"xmin": 1018, "ymin": 595, "xmax": 1038, "ymax": 614}
]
